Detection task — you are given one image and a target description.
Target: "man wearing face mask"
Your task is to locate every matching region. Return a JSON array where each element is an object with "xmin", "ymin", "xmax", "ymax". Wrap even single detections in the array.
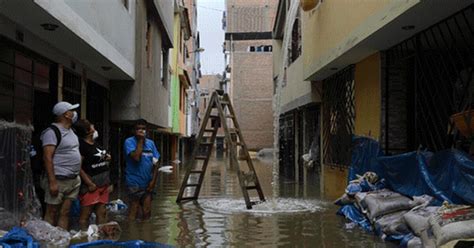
[
  {"xmin": 124, "ymin": 118, "xmax": 160, "ymax": 220},
  {"xmin": 40, "ymin": 101, "xmax": 82, "ymax": 230},
  {"xmin": 74, "ymin": 119, "xmax": 111, "ymax": 230}
]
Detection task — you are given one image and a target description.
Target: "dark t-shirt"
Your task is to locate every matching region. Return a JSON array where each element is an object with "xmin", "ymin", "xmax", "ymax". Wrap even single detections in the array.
[{"xmin": 79, "ymin": 139, "xmax": 110, "ymax": 177}]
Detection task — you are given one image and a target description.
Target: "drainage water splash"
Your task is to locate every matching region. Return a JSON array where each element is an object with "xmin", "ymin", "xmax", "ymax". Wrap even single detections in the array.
[
  {"xmin": 199, "ymin": 198, "xmax": 325, "ymax": 216},
  {"xmin": 272, "ymin": 0, "xmax": 301, "ymax": 199}
]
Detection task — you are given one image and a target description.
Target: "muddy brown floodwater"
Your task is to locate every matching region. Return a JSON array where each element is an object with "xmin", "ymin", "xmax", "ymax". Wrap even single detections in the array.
[{"xmin": 116, "ymin": 155, "xmax": 396, "ymax": 247}]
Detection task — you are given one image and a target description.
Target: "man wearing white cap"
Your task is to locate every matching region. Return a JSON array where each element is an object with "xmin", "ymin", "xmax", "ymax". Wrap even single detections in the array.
[{"xmin": 40, "ymin": 101, "xmax": 82, "ymax": 230}]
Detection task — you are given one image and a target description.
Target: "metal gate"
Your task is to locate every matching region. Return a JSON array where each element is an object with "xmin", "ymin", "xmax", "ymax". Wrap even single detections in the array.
[
  {"xmin": 384, "ymin": 5, "xmax": 474, "ymax": 153},
  {"xmin": 279, "ymin": 111, "xmax": 295, "ymax": 179},
  {"xmin": 322, "ymin": 66, "xmax": 355, "ymax": 168}
]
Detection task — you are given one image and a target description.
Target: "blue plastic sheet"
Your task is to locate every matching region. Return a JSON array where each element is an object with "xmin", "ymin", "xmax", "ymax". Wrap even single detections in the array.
[
  {"xmin": 348, "ymin": 136, "xmax": 474, "ymax": 204},
  {"xmin": 399, "ymin": 233, "xmax": 416, "ymax": 248},
  {"xmin": 427, "ymin": 149, "xmax": 474, "ymax": 204},
  {"xmin": 336, "ymin": 204, "xmax": 372, "ymax": 232},
  {"xmin": 348, "ymin": 136, "xmax": 384, "ymax": 182},
  {"xmin": 0, "ymin": 227, "xmax": 40, "ymax": 248},
  {"xmin": 377, "ymin": 152, "xmax": 433, "ymax": 198}
]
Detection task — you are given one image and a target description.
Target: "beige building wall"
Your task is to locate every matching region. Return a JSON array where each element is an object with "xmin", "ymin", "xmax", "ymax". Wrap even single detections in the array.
[
  {"xmin": 302, "ymin": 0, "xmax": 419, "ymax": 81},
  {"xmin": 225, "ymin": 0, "xmax": 277, "ymax": 33},
  {"xmin": 199, "ymin": 74, "xmax": 221, "ymax": 118},
  {"xmin": 354, "ymin": 52, "xmax": 381, "ymax": 139}
]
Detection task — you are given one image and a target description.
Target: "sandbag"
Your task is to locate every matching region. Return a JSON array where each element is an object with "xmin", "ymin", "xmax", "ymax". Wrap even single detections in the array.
[
  {"xmin": 428, "ymin": 205, "xmax": 474, "ymax": 246},
  {"xmin": 407, "ymin": 236, "xmax": 423, "ymax": 248},
  {"xmin": 374, "ymin": 210, "xmax": 410, "ymax": 238},
  {"xmin": 403, "ymin": 206, "xmax": 439, "ymax": 236},
  {"xmin": 362, "ymin": 189, "xmax": 416, "ymax": 220}
]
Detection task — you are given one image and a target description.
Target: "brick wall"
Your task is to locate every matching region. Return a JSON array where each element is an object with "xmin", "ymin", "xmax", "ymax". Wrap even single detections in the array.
[{"xmin": 231, "ymin": 39, "xmax": 274, "ymax": 150}]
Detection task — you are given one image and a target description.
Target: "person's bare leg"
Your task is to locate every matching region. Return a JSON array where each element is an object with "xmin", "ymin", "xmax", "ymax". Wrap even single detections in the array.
[
  {"xmin": 95, "ymin": 204, "xmax": 107, "ymax": 224},
  {"xmin": 44, "ymin": 204, "xmax": 59, "ymax": 226},
  {"xmin": 57, "ymin": 199, "xmax": 72, "ymax": 230},
  {"xmin": 79, "ymin": 205, "xmax": 93, "ymax": 230},
  {"xmin": 142, "ymin": 194, "xmax": 152, "ymax": 220},
  {"xmin": 128, "ymin": 200, "xmax": 140, "ymax": 221}
]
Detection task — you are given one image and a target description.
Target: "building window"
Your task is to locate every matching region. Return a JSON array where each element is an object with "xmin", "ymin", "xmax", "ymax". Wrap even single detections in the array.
[
  {"xmin": 161, "ymin": 49, "xmax": 169, "ymax": 88},
  {"xmin": 322, "ymin": 66, "xmax": 355, "ymax": 169},
  {"xmin": 289, "ymin": 9, "xmax": 301, "ymax": 64},
  {"xmin": 146, "ymin": 21, "xmax": 152, "ymax": 68},
  {"xmin": 248, "ymin": 45, "xmax": 272, "ymax": 52},
  {"xmin": 62, "ymin": 69, "xmax": 82, "ymax": 116}
]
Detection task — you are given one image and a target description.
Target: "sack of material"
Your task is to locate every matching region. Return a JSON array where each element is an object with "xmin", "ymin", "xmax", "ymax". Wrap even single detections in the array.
[
  {"xmin": 428, "ymin": 205, "xmax": 474, "ymax": 246},
  {"xmin": 403, "ymin": 206, "xmax": 439, "ymax": 247},
  {"xmin": 403, "ymin": 206, "xmax": 439, "ymax": 236},
  {"xmin": 407, "ymin": 236, "xmax": 423, "ymax": 248},
  {"xmin": 362, "ymin": 189, "xmax": 416, "ymax": 220},
  {"xmin": 374, "ymin": 210, "xmax": 410, "ymax": 238}
]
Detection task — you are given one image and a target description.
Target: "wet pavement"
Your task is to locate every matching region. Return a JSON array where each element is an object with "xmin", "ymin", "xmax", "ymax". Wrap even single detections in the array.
[{"xmin": 116, "ymin": 155, "xmax": 395, "ymax": 247}]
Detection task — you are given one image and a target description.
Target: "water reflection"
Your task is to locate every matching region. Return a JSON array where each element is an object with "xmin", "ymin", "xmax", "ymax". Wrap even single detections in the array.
[{"xmin": 118, "ymin": 155, "xmax": 395, "ymax": 247}]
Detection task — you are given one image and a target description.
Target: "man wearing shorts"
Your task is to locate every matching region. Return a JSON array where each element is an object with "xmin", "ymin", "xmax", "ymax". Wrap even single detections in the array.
[
  {"xmin": 40, "ymin": 101, "xmax": 81, "ymax": 230},
  {"xmin": 124, "ymin": 119, "xmax": 160, "ymax": 220}
]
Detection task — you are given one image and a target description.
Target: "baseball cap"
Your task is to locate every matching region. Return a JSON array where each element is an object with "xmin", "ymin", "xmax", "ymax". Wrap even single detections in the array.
[{"xmin": 52, "ymin": 101, "xmax": 80, "ymax": 116}]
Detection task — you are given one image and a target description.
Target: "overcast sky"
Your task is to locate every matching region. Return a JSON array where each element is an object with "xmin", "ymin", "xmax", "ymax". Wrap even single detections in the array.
[{"xmin": 197, "ymin": 0, "xmax": 225, "ymax": 75}]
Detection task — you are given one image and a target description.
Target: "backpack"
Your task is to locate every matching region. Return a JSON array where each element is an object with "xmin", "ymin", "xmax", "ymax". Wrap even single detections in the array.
[{"xmin": 30, "ymin": 125, "xmax": 62, "ymax": 176}]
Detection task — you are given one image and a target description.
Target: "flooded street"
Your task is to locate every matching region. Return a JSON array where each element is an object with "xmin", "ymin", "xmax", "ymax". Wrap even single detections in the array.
[{"xmin": 117, "ymin": 155, "xmax": 395, "ymax": 247}]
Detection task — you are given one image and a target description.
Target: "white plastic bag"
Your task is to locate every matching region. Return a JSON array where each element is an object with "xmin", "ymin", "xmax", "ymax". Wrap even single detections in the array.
[{"xmin": 24, "ymin": 219, "xmax": 71, "ymax": 248}]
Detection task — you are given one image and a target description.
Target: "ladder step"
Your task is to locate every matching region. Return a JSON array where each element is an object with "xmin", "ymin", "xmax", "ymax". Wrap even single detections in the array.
[
  {"xmin": 204, "ymin": 129, "xmax": 215, "ymax": 132},
  {"xmin": 179, "ymin": 197, "xmax": 197, "ymax": 201},
  {"xmin": 221, "ymin": 101, "xmax": 230, "ymax": 105},
  {"xmin": 226, "ymin": 115, "xmax": 235, "ymax": 119},
  {"xmin": 210, "ymin": 115, "xmax": 219, "ymax": 119},
  {"xmin": 235, "ymin": 142, "xmax": 243, "ymax": 146},
  {"xmin": 238, "ymin": 156, "xmax": 249, "ymax": 160},
  {"xmin": 229, "ymin": 128, "xmax": 239, "ymax": 133},
  {"xmin": 195, "ymin": 155, "xmax": 208, "ymax": 160},
  {"xmin": 190, "ymin": 170, "xmax": 204, "ymax": 174},
  {"xmin": 246, "ymin": 186, "xmax": 257, "ymax": 190},
  {"xmin": 185, "ymin": 184, "xmax": 199, "ymax": 187}
]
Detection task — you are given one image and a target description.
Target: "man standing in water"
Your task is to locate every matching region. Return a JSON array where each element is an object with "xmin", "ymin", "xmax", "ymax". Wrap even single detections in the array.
[
  {"xmin": 41, "ymin": 101, "xmax": 81, "ymax": 230},
  {"xmin": 124, "ymin": 119, "xmax": 160, "ymax": 220}
]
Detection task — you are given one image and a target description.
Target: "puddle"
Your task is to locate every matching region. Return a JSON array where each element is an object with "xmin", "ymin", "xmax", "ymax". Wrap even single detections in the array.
[{"xmin": 199, "ymin": 198, "xmax": 326, "ymax": 216}]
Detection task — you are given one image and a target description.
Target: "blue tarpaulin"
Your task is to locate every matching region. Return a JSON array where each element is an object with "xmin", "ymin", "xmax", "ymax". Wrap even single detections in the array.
[
  {"xmin": 348, "ymin": 137, "xmax": 384, "ymax": 182},
  {"xmin": 0, "ymin": 227, "xmax": 40, "ymax": 248},
  {"xmin": 336, "ymin": 204, "xmax": 372, "ymax": 232},
  {"xmin": 347, "ymin": 136, "xmax": 474, "ymax": 205}
]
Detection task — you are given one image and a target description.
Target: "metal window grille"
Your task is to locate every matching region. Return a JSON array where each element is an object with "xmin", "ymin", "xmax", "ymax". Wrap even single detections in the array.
[
  {"xmin": 384, "ymin": 5, "xmax": 474, "ymax": 153},
  {"xmin": 279, "ymin": 111, "xmax": 295, "ymax": 179},
  {"xmin": 63, "ymin": 70, "xmax": 81, "ymax": 108},
  {"xmin": 86, "ymin": 80, "xmax": 108, "ymax": 147},
  {"xmin": 322, "ymin": 66, "xmax": 355, "ymax": 168}
]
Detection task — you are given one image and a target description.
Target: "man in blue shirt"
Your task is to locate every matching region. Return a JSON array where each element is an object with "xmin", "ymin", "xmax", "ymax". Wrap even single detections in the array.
[{"xmin": 124, "ymin": 119, "xmax": 160, "ymax": 220}]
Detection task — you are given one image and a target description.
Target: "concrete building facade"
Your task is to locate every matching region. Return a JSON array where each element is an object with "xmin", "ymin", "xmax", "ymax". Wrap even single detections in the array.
[
  {"xmin": 223, "ymin": 0, "xmax": 277, "ymax": 151},
  {"xmin": 0, "ymin": 0, "xmax": 180, "ymax": 180}
]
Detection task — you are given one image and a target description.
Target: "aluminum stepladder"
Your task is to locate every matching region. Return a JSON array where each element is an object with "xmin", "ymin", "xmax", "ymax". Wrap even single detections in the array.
[{"xmin": 176, "ymin": 90, "xmax": 265, "ymax": 209}]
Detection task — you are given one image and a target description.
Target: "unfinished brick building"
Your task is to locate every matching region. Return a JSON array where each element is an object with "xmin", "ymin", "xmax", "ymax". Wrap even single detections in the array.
[{"xmin": 223, "ymin": 0, "xmax": 277, "ymax": 151}]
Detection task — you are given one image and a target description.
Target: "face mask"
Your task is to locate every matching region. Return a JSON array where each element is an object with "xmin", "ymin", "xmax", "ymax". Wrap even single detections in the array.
[
  {"xmin": 71, "ymin": 111, "xmax": 78, "ymax": 123},
  {"xmin": 92, "ymin": 130, "xmax": 99, "ymax": 140}
]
